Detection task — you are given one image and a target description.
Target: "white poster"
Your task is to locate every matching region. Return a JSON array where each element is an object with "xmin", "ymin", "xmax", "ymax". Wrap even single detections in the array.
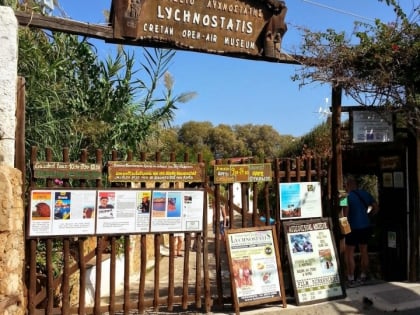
[
  {"xmin": 29, "ymin": 189, "xmax": 96, "ymax": 237},
  {"xmin": 150, "ymin": 190, "xmax": 205, "ymax": 233},
  {"xmin": 352, "ymin": 111, "xmax": 394, "ymax": 143},
  {"xmin": 280, "ymin": 182, "xmax": 322, "ymax": 220},
  {"xmin": 96, "ymin": 190, "xmax": 151, "ymax": 234},
  {"xmin": 283, "ymin": 219, "xmax": 344, "ymax": 305}
]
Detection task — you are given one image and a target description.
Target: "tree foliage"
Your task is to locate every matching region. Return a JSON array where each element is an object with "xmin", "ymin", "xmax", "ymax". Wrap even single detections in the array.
[
  {"xmin": 18, "ymin": 29, "xmax": 195, "ymax": 162},
  {"xmin": 174, "ymin": 121, "xmax": 297, "ymax": 160},
  {"xmin": 293, "ymin": 0, "xmax": 419, "ymax": 131}
]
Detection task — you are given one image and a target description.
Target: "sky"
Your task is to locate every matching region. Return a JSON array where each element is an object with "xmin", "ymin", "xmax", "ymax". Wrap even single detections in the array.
[{"xmin": 52, "ymin": 0, "xmax": 418, "ymax": 137}]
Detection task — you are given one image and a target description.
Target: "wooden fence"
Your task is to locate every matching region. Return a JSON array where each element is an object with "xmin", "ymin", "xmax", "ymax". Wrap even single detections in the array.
[{"xmin": 26, "ymin": 147, "xmax": 331, "ymax": 314}]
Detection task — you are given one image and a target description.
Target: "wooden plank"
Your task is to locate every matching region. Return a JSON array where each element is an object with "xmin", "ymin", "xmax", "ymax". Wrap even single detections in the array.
[
  {"xmin": 62, "ymin": 239, "xmax": 70, "ymax": 314},
  {"xmin": 124, "ymin": 235, "xmax": 130, "ymax": 314},
  {"xmin": 94, "ymin": 237, "xmax": 103, "ymax": 315},
  {"xmin": 138, "ymin": 235, "xmax": 147, "ymax": 313},
  {"xmin": 153, "ymin": 234, "xmax": 160, "ymax": 311},
  {"xmin": 46, "ymin": 240, "xmax": 54, "ymax": 313},
  {"xmin": 182, "ymin": 233, "xmax": 190, "ymax": 309},
  {"xmin": 167, "ymin": 234, "xmax": 175, "ymax": 311},
  {"xmin": 14, "ymin": 11, "xmax": 113, "ymax": 40},
  {"xmin": 28, "ymin": 239, "xmax": 37, "ymax": 314},
  {"xmin": 78, "ymin": 240, "xmax": 86, "ymax": 315}
]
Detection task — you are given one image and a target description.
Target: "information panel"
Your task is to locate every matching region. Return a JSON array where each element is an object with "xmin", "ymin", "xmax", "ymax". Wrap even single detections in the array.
[
  {"xmin": 352, "ymin": 110, "xmax": 394, "ymax": 143},
  {"xmin": 28, "ymin": 189, "xmax": 205, "ymax": 237},
  {"xmin": 96, "ymin": 190, "xmax": 152, "ymax": 234},
  {"xmin": 279, "ymin": 182, "xmax": 322, "ymax": 220},
  {"xmin": 225, "ymin": 226, "xmax": 287, "ymax": 313},
  {"xmin": 29, "ymin": 189, "xmax": 97, "ymax": 237},
  {"xmin": 283, "ymin": 218, "xmax": 345, "ymax": 305},
  {"xmin": 150, "ymin": 190, "xmax": 204, "ymax": 233}
]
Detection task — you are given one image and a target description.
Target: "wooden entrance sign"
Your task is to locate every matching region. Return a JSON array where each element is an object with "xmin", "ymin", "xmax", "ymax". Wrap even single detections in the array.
[{"xmin": 111, "ymin": 0, "xmax": 291, "ymax": 61}]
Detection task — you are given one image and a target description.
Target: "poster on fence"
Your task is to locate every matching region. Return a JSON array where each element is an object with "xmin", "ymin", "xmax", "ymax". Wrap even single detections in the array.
[
  {"xmin": 29, "ymin": 189, "xmax": 205, "ymax": 236},
  {"xmin": 225, "ymin": 226, "xmax": 287, "ymax": 312},
  {"xmin": 96, "ymin": 190, "xmax": 152, "ymax": 234},
  {"xmin": 279, "ymin": 182, "xmax": 322, "ymax": 220},
  {"xmin": 150, "ymin": 190, "xmax": 204, "ymax": 232},
  {"xmin": 283, "ymin": 218, "xmax": 345, "ymax": 305},
  {"xmin": 29, "ymin": 189, "xmax": 97, "ymax": 237}
]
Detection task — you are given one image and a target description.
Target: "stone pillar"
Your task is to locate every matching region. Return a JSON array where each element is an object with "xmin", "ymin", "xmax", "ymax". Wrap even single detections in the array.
[
  {"xmin": 0, "ymin": 6, "xmax": 18, "ymax": 167},
  {"xmin": 0, "ymin": 165, "xmax": 25, "ymax": 314}
]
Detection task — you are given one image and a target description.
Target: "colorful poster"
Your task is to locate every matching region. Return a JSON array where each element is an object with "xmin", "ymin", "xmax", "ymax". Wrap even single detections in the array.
[
  {"xmin": 29, "ymin": 189, "xmax": 96, "ymax": 237},
  {"xmin": 283, "ymin": 219, "xmax": 345, "ymax": 305},
  {"xmin": 225, "ymin": 227, "xmax": 286, "ymax": 309},
  {"xmin": 150, "ymin": 190, "xmax": 204, "ymax": 232},
  {"xmin": 280, "ymin": 182, "xmax": 322, "ymax": 220},
  {"xmin": 96, "ymin": 190, "xmax": 151, "ymax": 234},
  {"xmin": 29, "ymin": 189, "xmax": 204, "ymax": 236}
]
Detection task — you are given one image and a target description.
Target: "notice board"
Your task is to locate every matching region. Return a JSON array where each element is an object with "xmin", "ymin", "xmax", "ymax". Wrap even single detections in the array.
[
  {"xmin": 283, "ymin": 218, "xmax": 345, "ymax": 305},
  {"xmin": 28, "ymin": 189, "xmax": 205, "ymax": 237},
  {"xmin": 225, "ymin": 226, "xmax": 287, "ymax": 314}
]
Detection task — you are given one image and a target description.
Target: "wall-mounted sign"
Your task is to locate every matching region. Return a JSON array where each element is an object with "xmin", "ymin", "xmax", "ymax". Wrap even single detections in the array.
[
  {"xmin": 33, "ymin": 161, "xmax": 102, "ymax": 180},
  {"xmin": 214, "ymin": 163, "xmax": 272, "ymax": 183},
  {"xmin": 279, "ymin": 182, "xmax": 322, "ymax": 220},
  {"xmin": 107, "ymin": 161, "xmax": 205, "ymax": 182},
  {"xmin": 225, "ymin": 226, "xmax": 287, "ymax": 313},
  {"xmin": 283, "ymin": 218, "xmax": 345, "ymax": 305},
  {"xmin": 352, "ymin": 111, "xmax": 394, "ymax": 143},
  {"xmin": 111, "ymin": 0, "xmax": 290, "ymax": 61}
]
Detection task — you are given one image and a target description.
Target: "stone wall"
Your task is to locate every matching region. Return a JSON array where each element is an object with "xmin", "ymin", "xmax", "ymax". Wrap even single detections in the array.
[
  {"xmin": 0, "ymin": 165, "xmax": 25, "ymax": 314},
  {"xmin": 0, "ymin": 6, "xmax": 18, "ymax": 167}
]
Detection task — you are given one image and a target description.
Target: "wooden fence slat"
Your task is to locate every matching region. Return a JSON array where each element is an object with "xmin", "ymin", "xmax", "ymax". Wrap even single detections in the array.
[
  {"xmin": 138, "ymin": 235, "xmax": 147, "ymax": 313},
  {"xmin": 62, "ymin": 239, "xmax": 70, "ymax": 314},
  {"xmin": 124, "ymin": 235, "xmax": 130, "ymax": 314},
  {"xmin": 78, "ymin": 240, "xmax": 86, "ymax": 315}
]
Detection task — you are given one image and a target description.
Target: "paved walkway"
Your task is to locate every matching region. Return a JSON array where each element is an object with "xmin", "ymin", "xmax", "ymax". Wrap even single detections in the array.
[{"xmin": 223, "ymin": 281, "xmax": 420, "ymax": 315}]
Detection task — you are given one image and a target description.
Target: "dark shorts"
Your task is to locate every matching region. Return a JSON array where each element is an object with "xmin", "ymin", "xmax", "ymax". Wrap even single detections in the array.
[{"xmin": 345, "ymin": 227, "xmax": 372, "ymax": 246}]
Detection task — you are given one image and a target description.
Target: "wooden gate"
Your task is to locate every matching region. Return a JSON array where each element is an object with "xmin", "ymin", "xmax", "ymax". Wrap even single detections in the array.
[{"xmin": 26, "ymin": 148, "xmax": 331, "ymax": 314}]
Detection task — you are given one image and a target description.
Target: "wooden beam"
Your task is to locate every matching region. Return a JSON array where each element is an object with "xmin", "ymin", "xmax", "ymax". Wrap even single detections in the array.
[{"xmin": 14, "ymin": 11, "xmax": 113, "ymax": 40}]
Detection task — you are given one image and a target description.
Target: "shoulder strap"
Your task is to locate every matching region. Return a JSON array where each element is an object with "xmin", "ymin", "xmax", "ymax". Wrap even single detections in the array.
[{"xmin": 352, "ymin": 190, "xmax": 368, "ymax": 208}]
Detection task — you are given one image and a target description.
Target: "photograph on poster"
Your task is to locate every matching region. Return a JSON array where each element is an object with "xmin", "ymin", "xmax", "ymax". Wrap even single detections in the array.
[
  {"xmin": 138, "ymin": 191, "xmax": 151, "ymax": 213},
  {"xmin": 97, "ymin": 191, "xmax": 115, "ymax": 219},
  {"xmin": 54, "ymin": 191, "xmax": 71, "ymax": 220},
  {"xmin": 290, "ymin": 233, "xmax": 313, "ymax": 253}
]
